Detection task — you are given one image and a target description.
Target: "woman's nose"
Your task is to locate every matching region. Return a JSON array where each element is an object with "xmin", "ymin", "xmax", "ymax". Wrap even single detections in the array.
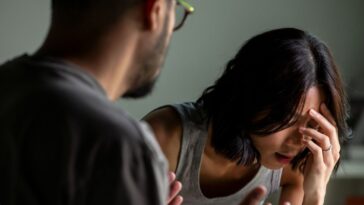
[{"xmin": 286, "ymin": 131, "xmax": 305, "ymax": 149}]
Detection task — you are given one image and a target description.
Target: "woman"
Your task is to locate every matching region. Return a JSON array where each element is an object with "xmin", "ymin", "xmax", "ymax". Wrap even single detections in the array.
[{"xmin": 144, "ymin": 28, "xmax": 350, "ymax": 205}]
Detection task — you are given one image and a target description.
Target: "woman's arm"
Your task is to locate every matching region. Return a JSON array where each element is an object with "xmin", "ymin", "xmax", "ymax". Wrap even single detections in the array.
[
  {"xmin": 280, "ymin": 165, "xmax": 304, "ymax": 205},
  {"xmin": 142, "ymin": 106, "xmax": 183, "ymax": 172},
  {"xmin": 280, "ymin": 104, "xmax": 340, "ymax": 205},
  {"xmin": 143, "ymin": 107, "xmax": 184, "ymax": 205},
  {"xmin": 299, "ymin": 104, "xmax": 341, "ymax": 205}
]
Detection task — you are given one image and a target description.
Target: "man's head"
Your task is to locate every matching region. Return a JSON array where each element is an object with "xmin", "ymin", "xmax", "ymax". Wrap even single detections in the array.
[
  {"xmin": 122, "ymin": 0, "xmax": 195, "ymax": 98},
  {"xmin": 48, "ymin": 0, "xmax": 192, "ymax": 99},
  {"xmin": 123, "ymin": 0, "xmax": 176, "ymax": 98}
]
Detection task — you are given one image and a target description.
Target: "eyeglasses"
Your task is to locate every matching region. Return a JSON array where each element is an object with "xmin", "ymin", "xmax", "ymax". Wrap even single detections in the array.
[{"xmin": 174, "ymin": 0, "xmax": 194, "ymax": 31}]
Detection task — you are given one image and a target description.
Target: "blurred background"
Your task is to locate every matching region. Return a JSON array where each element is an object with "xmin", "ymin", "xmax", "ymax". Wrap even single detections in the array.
[{"xmin": 0, "ymin": 0, "xmax": 363, "ymax": 204}]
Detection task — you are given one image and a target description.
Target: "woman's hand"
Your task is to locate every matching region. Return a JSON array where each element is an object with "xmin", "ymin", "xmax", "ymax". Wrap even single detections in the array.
[
  {"xmin": 298, "ymin": 104, "xmax": 340, "ymax": 205},
  {"xmin": 239, "ymin": 186, "xmax": 291, "ymax": 205},
  {"xmin": 167, "ymin": 171, "xmax": 183, "ymax": 205}
]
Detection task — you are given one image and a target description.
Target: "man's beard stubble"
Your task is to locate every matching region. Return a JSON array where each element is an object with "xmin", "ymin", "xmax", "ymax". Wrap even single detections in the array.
[{"xmin": 123, "ymin": 15, "xmax": 170, "ymax": 99}]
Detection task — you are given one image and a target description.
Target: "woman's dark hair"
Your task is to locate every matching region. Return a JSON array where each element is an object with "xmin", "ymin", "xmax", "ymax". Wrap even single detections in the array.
[{"xmin": 197, "ymin": 28, "xmax": 350, "ymax": 172}]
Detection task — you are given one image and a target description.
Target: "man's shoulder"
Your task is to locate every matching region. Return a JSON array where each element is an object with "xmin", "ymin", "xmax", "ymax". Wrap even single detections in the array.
[
  {"xmin": 50, "ymin": 89, "xmax": 145, "ymax": 143},
  {"xmin": 0, "ymin": 55, "xmax": 145, "ymax": 143}
]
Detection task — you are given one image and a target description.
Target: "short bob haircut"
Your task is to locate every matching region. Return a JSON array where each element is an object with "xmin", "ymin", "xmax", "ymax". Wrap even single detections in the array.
[{"xmin": 197, "ymin": 28, "xmax": 350, "ymax": 172}]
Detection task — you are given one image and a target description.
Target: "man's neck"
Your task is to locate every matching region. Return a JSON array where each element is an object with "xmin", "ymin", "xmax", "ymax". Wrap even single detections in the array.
[{"xmin": 35, "ymin": 23, "xmax": 139, "ymax": 101}]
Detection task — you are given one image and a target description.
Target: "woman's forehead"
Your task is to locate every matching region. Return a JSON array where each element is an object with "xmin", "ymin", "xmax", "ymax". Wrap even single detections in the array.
[{"xmin": 299, "ymin": 86, "xmax": 325, "ymax": 114}]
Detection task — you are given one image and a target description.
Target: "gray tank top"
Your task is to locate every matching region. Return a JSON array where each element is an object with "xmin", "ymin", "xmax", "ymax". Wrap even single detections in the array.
[{"xmin": 170, "ymin": 102, "xmax": 282, "ymax": 205}]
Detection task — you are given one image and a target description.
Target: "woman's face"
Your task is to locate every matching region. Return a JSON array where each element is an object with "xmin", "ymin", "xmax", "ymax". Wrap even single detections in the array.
[{"xmin": 250, "ymin": 86, "xmax": 324, "ymax": 169}]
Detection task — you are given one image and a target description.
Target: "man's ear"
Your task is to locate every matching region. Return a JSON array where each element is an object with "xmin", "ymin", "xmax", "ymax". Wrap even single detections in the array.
[{"xmin": 144, "ymin": 0, "xmax": 164, "ymax": 31}]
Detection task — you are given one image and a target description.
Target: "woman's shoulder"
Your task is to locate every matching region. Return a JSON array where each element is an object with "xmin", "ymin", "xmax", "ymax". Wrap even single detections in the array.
[{"xmin": 143, "ymin": 106, "xmax": 183, "ymax": 172}]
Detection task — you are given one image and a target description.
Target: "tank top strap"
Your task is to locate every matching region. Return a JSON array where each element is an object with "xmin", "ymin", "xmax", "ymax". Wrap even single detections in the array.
[{"xmin": 169, "ymin": 103, "xmax": 208, "ymax": 192}]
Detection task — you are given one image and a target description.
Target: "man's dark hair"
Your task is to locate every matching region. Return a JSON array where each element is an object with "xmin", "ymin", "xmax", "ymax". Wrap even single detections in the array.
[
  {"xmin": 197, "ymin": 28, "xmax": 350, "ymax": 172},
  {"xmin": 51, "ymin": 0, "xmax": 144, "ymax": 12},
  {"xmin": 51, "ymin": 0, "xmax": 172, "ymax": 31},
  {"xmin": 51, "ymin": 0, "xmax": 146, "ymax": 26}
]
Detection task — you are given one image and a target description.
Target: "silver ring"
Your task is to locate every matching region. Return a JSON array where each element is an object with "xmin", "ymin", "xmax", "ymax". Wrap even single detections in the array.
[{"xmin": 322, "ymin": 144, "xmax": 332, "ymax": 152}]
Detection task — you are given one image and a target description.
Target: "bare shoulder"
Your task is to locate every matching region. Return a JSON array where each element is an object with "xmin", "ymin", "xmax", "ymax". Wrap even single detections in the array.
[
  {"xmin": 142, "ymin": 106, "xmax": 182, "ymax": 172},
  {"xmin": 279, "ymin": 165, "xmax": 304, "ymax": 204}
]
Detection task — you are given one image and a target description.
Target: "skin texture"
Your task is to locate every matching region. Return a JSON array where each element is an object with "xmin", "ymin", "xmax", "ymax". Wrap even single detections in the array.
[{"xmin": 145, "ymin": 86, "xmax": 340, "ymax": 205}]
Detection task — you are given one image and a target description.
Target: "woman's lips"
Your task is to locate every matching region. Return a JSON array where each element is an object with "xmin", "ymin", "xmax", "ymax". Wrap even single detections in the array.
[{"xmin": 275, "ymin": 153, "xmax": 293, "ymax": 164}]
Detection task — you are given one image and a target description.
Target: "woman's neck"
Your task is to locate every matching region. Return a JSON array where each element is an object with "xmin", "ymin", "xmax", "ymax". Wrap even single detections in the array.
[{"xmin": 202, "ymin": 123, "xmax": 260, "ymax": 179}]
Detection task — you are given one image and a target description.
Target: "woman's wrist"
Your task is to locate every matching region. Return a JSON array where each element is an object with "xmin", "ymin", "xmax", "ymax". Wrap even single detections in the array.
[{"xmin": 303, "ymin": 188, "xmax": 326, "ymax": 205}]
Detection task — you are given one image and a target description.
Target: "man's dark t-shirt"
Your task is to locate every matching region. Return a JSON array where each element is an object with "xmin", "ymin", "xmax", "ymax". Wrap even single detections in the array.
[{"xmin": 0, "ymin": 55, "xmax": 167, "ymax": 205}]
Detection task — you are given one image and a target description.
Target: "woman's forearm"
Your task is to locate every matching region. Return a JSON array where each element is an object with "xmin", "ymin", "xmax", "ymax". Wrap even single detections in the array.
[{"xmin": 302, "ymin": 189, "xmax": 326, "ymax": 205}]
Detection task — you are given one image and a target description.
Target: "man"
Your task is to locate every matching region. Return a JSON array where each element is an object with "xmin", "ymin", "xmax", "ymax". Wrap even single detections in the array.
[{"xmin": 0, "ymin": 0, "xmax": 270, "ymax": 204}]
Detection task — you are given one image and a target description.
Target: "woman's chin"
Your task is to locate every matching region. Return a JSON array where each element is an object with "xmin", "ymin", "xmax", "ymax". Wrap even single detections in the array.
[{"xmin": 261, "ymin": 160, "xmax": 287, "ymax": 170}]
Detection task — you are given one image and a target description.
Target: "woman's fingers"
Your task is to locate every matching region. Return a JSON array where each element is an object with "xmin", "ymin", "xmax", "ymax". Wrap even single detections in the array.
[
  {"xmin": 308, "ymin": 108, "xmax": 335, "ymax": 136},
  {"xmin": 168, "ymin": 180, "xmax": 182, "ymax": 202},
  {"xmin": 168, "ymin": 171, "xmax": 176, "ymax": 183},
  {"xmin": 299, "ymin": 127, "xmax": 331, "ymax": 150},
  {"xmin": 300, "ymin": 123, "xmax": 340, "ymax": 167},
  {"xmin": 168, "ymin": 196, "xmax": 183, "ymax": 205},
  {"xmin": 320, "ymin": 104, "xmax": 340, "ymax": 152},
  {"xmin": 303, "ymin": 139, "xmax": 324, "ymax": 165},
  {"xmin": 308, "ymin": 105, "xmax": 341, "ymax": 156},
  {"xmin": 301, "ymin": 106, "xmax": 339, "ymax": 204},
  {"xmin": 303, "ymin": 136, "xmax": 337, "ymax": 172},
  {"xmin": 167, "ymin": 172, "xmax": 183, "ymax": 204},
  {"xmin": 239, "ymin": 186, "xmax": 267, "ymax": 205},
  {"xmin": 320, "ymin": 104, "xmax": 336, "ymax": 126}
]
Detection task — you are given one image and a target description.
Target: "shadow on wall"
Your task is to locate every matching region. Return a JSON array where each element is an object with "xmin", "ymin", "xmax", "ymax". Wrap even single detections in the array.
[{"xmin": 348, "ymin": 67, "xmax": 364, "ymax": 143}]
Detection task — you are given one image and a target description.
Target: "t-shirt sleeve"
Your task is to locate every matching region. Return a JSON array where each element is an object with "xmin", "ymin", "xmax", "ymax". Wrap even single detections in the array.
[
  {"xmin": 66, "ymin": 118, "xmax": 169, "ymax": 205},
  {"xmin": 80, "ymin": 125, "xmax": 168, "ymax": 205},
  {"xmin": 138, "ymin": 121, "xmax": 169, "ymax": 205}
]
